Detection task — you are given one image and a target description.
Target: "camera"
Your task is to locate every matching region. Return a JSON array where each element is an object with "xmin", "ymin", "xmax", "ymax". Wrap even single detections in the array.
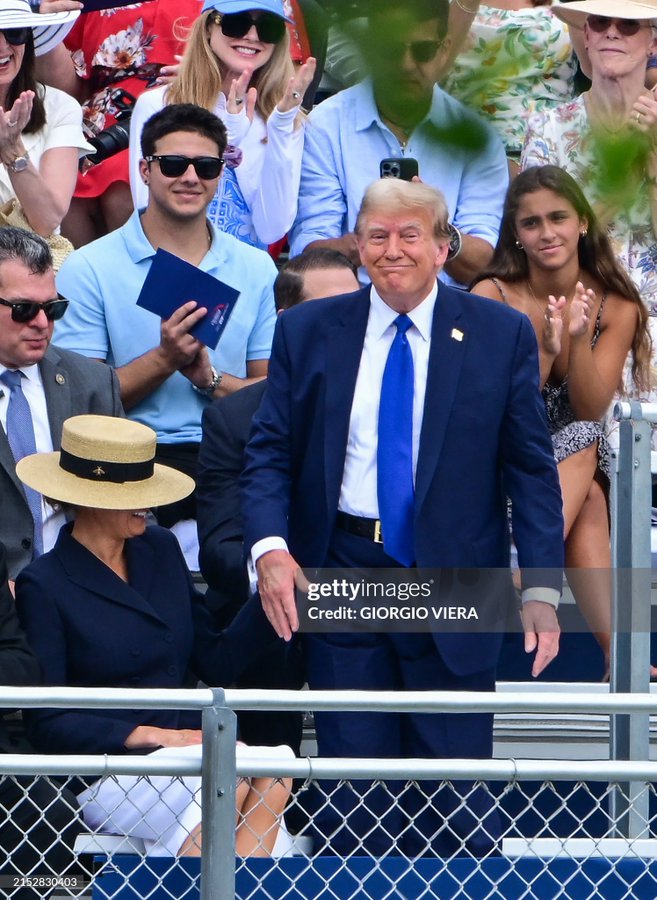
[{"xmin": 83, "ymin": 89, "xmax": 135, "ymax": 168}]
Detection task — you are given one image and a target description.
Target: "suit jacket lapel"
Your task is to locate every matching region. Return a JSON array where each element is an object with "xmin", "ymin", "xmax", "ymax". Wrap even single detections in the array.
[
  {"xmin": 323, "ymin": 290, "xmax": 370, "ymax": 512},
  {"xmin": 40, "ymin": 347, "xmax": 71, "ymax": 450},
  {"xmin": 56, "ymin": 527, "xmax": 165, "ymax": 624},
  {"xmin": 415, "ymin": 282, "xmax": 467, "ymax": 511}
]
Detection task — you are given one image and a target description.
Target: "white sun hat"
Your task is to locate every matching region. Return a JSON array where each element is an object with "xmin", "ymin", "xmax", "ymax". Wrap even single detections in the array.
[
  {"xmin": 0, "ymin": 0, "xmax": 80, "ymax": 57},
  {"xmin": 552, "ymin": 0, "xmax": 657, "ymax": 28}
]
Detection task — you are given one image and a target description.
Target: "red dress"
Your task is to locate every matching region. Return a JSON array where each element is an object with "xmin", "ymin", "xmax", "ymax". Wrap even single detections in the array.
[{"xmin": 67, "ymin": 0, "xmax": 202, "ymax": 199}]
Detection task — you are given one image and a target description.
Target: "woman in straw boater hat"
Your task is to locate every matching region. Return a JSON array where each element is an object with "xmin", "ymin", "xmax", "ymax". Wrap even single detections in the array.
[{"xmin": 14, "ymin": 414, "xmax": 292, "ymax": 857}]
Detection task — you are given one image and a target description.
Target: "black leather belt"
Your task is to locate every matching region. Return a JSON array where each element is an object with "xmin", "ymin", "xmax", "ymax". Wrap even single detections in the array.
[{"xmin": 335, "ymin": 511, "xmax": 383, "ymax": 544}]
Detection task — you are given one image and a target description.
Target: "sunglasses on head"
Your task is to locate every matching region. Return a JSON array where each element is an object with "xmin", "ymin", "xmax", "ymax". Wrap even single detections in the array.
[
  {"xmin": 0, "ymin": 295, "xmax": 69, "ymax": 323},
  {"xmin": 587, "ymin": 16, "xmax": 645, "ymax": 37},
  {"xmin": 145, "ymin": 154, "xmax": 224, "ymax": 179},
  {"xmin": 210, "ymin": 11, "xmax": 286, "ymax": 45},
  {"xmin": 0, "ymin": 27, "xmax": 31, "ymax": 46}
]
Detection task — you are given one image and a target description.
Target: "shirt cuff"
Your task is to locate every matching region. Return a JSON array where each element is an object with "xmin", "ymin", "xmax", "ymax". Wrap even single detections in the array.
[
  {"xmin": 521, "ymin": 587, "xmax": 560, "ymax": 609},
  {"xmin": 247, "ymin": 536, "xmax": 289, "ymax": 594}
]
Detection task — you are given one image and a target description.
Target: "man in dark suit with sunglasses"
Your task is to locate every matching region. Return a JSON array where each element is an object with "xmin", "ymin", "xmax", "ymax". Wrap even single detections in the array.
[{"xmin": 0, "ymin": 227, "xmax": 122, "ymax": 579}]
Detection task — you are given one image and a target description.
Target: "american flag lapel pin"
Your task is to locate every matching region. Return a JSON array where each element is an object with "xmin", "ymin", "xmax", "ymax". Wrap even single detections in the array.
[{"xmin": 451, "ymin": 328, "xmax": 464, "ymax": 342}]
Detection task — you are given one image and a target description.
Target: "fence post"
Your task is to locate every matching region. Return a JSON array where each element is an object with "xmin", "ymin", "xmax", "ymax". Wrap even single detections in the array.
[
  {"xmin": 610, "ymin": 407, "xmax": 651, "ymax": 838},
  {"xmin": 200, "ymin": 687, "xmax": 237, "ymax": 900}
]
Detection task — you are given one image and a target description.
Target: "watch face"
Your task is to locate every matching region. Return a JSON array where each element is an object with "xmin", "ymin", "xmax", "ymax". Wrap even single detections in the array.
[
  {"xmin": 11, "ymin": 155, "xmax": 28, "ymax": 172},
  {"xmin": 447, "ymin": 223, "xmax": 461, "ymax": 261}
]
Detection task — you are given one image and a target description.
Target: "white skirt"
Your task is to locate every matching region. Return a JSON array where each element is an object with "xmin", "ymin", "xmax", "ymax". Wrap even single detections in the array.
[{"xmin": 77, "ymin": 743, "xmax": 294, "ymax": 856}]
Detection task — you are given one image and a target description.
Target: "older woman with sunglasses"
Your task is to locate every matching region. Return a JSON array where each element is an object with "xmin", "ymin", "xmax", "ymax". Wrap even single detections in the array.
[
  {"xmin": 0, "ymin": 0, "xmax": 91, "ymax": 239},
  {"xmin": 522, "ymin": 1, "xmax": 657, "ymax": 419},
  {"xmin": 129, "ymin": 0, "xmax": 315, "ymax": 250}
]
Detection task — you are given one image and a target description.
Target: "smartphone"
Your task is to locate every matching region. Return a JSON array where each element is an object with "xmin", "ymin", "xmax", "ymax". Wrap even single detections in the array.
[{"xmin": 380, "ymin": 158, "xmax": 419, "ymax": 181}]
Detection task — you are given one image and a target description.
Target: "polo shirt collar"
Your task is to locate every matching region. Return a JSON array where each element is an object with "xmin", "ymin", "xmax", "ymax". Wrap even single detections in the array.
[{"xmin": 125, "ymin": 210, "xmax": 231, "ymax": 268}]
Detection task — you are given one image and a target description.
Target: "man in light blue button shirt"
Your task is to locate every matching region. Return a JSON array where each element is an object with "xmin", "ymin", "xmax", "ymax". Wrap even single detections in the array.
[{"xmin": 289, "ymin": 0, "xmax": 509, "ymax": 288}]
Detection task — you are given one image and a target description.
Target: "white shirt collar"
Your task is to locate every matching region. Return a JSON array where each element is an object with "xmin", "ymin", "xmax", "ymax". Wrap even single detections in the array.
[
  {"xmin": 0, "ymin": 362, "xmax": 41, "ymax": 385},
  {"xmin": 368, "ymin": 281, "xmax": 438, "ymax": 342}
]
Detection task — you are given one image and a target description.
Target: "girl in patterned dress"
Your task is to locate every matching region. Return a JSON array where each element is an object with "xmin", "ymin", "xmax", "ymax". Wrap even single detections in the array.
[{"xmin": 473, "ymin": 165, "xmax": 652, "ymax": 675}]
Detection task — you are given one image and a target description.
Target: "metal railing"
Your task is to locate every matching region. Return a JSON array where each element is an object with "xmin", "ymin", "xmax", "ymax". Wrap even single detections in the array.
[{"xmin": 0, "ymin": 402, "xmax": 654, "ymax": 898}]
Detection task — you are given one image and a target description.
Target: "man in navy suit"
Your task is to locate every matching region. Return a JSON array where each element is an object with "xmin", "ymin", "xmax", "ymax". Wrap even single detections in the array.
[{"xmin": 241, "ymin": 179, "xmax": 564, "ymax": 856}]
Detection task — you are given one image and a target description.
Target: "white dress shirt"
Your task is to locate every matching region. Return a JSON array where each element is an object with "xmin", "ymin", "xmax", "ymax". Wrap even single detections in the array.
[
  {"xmin": 338, "ymin": 283, "xmax": 436, "ymax": 517},
  {"xmin": 0, "ymin": 364, "xmax": 66, "ymax": 554}
]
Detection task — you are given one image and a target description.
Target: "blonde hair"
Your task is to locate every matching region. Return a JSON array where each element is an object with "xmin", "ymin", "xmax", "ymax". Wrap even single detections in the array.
[
  {"xmin": 168, "ymin": 11, "xmax": 296, "ymax": 124},
  {"xmin": 355, "ymin": 179, "xmax": 451, "ymax": 240}
]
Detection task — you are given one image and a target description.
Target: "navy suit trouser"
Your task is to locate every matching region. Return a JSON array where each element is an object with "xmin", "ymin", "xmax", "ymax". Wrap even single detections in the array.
[{"xmin": 303, "ymin": 527, "xmax": 501, "ymax": 858}]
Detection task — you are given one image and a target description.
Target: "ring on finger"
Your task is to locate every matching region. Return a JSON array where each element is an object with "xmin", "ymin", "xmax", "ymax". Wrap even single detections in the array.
[
  {"xmin": 7, "ymin": 120, "xmax": 17, "ymax": 127},
  {"xmin": 636, "ymin": 111, "xmax": 643, "ymax": 124},
  {"xmin": 234, "ymin": 97, "xmax": 244, "ymax": 105},
  {"xmin": 292, "ymin": 91, "xmax": 301, "ymax": 100}
]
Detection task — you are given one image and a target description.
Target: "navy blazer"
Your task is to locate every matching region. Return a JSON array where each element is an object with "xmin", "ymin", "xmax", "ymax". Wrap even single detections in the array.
[
  {"xmin": 15, "ymin": 524, "xmax": 275, "ymax": 755},
  {"xmin": 241, "ymin": 282, "xmax": 564, "ymax": 676}
]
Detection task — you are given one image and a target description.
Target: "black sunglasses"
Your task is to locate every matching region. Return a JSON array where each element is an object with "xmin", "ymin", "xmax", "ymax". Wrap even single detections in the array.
[
  {"xmin": 382, "ymin": 39, "xmax": 443, "ymax": 64},
  {"xmin": 0, "ymin": 27, "xmax": 31, "ymax": 46},
  {"xmin": 0, "ymin": 295, "xmax": 69, "ymax": 323},
  {"xmin": 210, "ymin": 11, "xmax": 286, "ymax": 45},
  {"xmin": 145, "ymin": 154, "xmax": 224, "ymax": 179},
  {"xmin": 587, "ymin": 16, "xmax": 645, "ymax": 37}
]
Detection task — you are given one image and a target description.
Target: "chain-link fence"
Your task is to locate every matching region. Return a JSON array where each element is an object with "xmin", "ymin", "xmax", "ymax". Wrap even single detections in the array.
[{"xmin": 2, "ymin": 687, "xmax": 657, "ymax": 899}]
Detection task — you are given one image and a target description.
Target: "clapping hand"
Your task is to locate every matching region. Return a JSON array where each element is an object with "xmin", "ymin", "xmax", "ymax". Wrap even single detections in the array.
[
  {"xmin": 569, "ymin": 281, "xmax": 596, "ymax": 338},
  {"xmin": 543, "ymin": 293, "xmax": 566, "ymax": 356},
  {"xmin": 277, "ymin": 57, "xmax": 317, "ymax": 113},
  {"xmin": 227, "ymin": 70, "xmax": 258, "ymax": 119},
  {"xmin": 0, "ymin": 90, "xmax": 33, "ymax": 156}
]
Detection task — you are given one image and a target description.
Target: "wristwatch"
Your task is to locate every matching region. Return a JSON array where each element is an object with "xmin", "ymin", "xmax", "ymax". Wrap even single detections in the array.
[
  {"xmin": 447, "ymin": 223, "xmax": 462, "ymax": 261},
  {"xmin": 193, "ymin": 366, "xmax": 222, "ymax": 398},
  {"xmin": 7, "ymin": 151, "xmax": 29, "ymax": 174}
]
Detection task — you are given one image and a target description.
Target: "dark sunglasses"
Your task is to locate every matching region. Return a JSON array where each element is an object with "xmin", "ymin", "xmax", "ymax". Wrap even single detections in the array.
[
  {"xmin": 0, "ymin": 295, "xmax": 69, "ymax": 323},
  {"xmin": 145, "ymin": 154, "xmax": 224, "ymax": 179},
  {"xmin": 0, "ymin": 27, "xmax": 31, "ymax": 46},
  {"xmin": 382, "ymin": 39, "xmax": 443, "ymax": 64},
  {"xmin": 210, "ymin": 11, "xmax": 286, "ymax": 45},
  {"xmin": 587, "ymin": 16, "xmax": 645, "ymax": 37}
]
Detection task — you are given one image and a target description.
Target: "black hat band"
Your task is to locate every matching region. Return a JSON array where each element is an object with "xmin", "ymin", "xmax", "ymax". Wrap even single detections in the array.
[{"xmin": 59, "ymin": 449, "xmax": 154, "ymax": 483}]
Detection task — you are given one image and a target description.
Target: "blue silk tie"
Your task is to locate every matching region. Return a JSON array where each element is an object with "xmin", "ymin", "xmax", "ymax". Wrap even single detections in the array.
[
  {"xmin": 1, "ymin": 369, "xmax": 43, "ymax": 557},
  {"xmin": 377, "ymin": 314, "xmax": 415, "ymax": 566}
]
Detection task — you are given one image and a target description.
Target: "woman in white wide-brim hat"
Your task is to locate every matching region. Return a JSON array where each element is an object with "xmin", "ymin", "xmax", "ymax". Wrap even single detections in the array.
[
  {"xmin": 0, "ymin": 0, "xmax": 92, "ymax": 237},
  {"xmin": 14, "ymin": 414, "xmax": 292, "ymax": 857},
  {"xmin": 522, "ymin": 3, "xmax": 657, "ymax": 441}
]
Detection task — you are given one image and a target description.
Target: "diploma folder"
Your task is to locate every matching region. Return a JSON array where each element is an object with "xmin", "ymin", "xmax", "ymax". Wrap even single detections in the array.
[{"xmin": 136, "ymin": 248, "xmax": 240, "ymax": 350}]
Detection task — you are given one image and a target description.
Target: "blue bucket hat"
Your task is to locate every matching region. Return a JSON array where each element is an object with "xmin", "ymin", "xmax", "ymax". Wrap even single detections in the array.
[{"xmin": 201, "ymin": 0, "xmax": 293, "ymax": 23}]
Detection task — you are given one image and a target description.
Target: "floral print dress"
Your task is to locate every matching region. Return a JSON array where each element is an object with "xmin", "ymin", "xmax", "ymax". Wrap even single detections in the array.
[
  {"xmin": 65, "ymin": 0, "xmax": 202, "ymax": 199},
  {"xmin": 443, "ymin": 4, "xmax": 576, "ymax": 156}
]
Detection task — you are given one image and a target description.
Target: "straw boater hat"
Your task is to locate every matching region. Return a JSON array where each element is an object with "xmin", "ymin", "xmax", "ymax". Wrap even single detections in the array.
[
  {"xmin": 0, "ymin": 0, "xmax": 80, "ymax": 58},
  {"xmin": 16, "ymin": 415, "xmax": 194, "ymax": 510},
  {"xmin": 552, "ymin": 0, "xmax": 657, "ymax": 28}
]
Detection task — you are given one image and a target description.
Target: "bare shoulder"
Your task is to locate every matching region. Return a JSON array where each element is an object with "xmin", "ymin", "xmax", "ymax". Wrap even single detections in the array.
[
  {"xmin": 600, "ymin": 291, "xmax": 641, "ymax": 329},
  {"xmin": 471, "ymin": 278, "xmax": 505, "ymax": 302}
]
